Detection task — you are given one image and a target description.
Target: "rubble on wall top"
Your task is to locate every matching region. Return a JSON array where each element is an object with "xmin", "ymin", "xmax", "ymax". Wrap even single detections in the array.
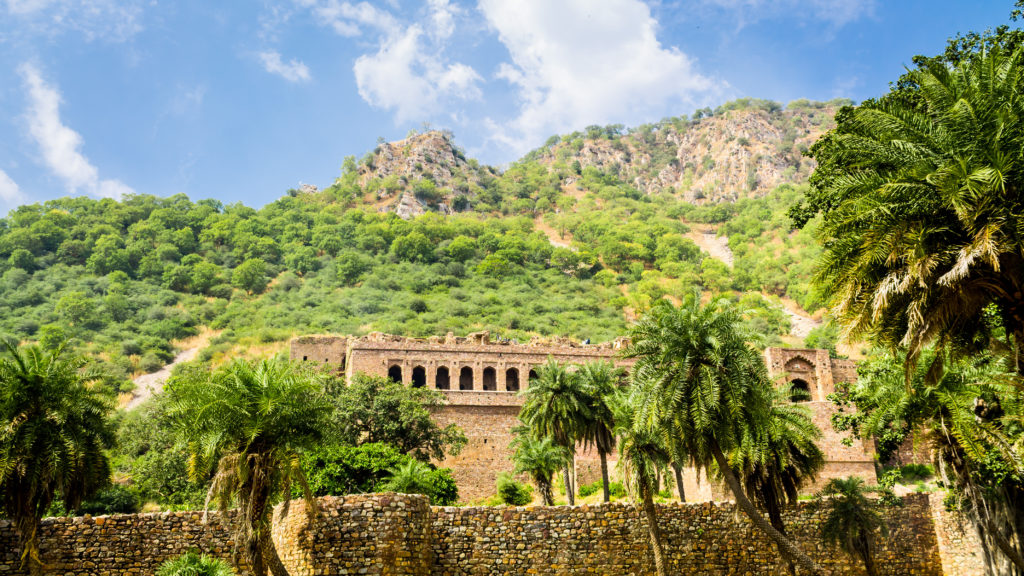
[{"xmin": 294, "ymin": 331, "xmax": 630, "ymax": 351}]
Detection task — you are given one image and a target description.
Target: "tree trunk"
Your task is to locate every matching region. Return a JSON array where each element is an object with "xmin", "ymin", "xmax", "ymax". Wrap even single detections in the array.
[
  {"xmin": 857, "ymin": 538, "xmax": 878, "ymax": 576},
  {"xmin": 763, "ymin": 486, "xmax": 796, "ymax": 576},
  {"xmin": 16, "ymin": 516, "xmax": 44, "ymax": 576},
  {"xmin": 563, "ymin": 465, "xmax": 575, "ymax": 505},
  {"xmin": 600, "ymin": 449, "xmax": 611, "ymax": 503},
  {"xmin": 672, "ymin": 463, "xmax": 686, "ymax": 502},
  {"xmin": 540, "ymin": 481, "xmax": 554, "ymax": 506},
  {"xmin": 985, "ymin": 516, "xmax": 1024, "ymax": 575},
  {"xmin": 711, "ymin": 443, "xmax": 827, "ymax": 576},
  {"xmin": 641, "ymin": 492, "xmax": 667, "ymax": 576}
]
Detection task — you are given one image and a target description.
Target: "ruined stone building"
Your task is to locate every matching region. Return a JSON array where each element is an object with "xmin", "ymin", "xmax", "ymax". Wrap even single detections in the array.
[{"xmin": 291, "ymin": 332, "xmax": 876, "ymax": 501}]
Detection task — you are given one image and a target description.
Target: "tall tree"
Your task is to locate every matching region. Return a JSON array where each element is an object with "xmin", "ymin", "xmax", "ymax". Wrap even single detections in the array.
[
  {"xmin": 577, "ymin": 360, "xmax": 621, "ymax": 502},
  {"xmin": 165, "ymin": 357, "xmax": 334, "ymax": 576},
  {"xmin": 817, "ymin": 477, "xmax": 888, "ymax": 576},
  {"xmin": 520, "ymin": 358, "xmax": 590, "ymax": 505},
  {"xmin": 625, "ymin": 293, "xmax": 826, "ymax": 575},
  {"xmin": 614, "ymin": 392, "xmax": 671, "ymax": 576},
  {"xmin": 0, "ymin": 341, "xmax": 114, "ymax": 576},
  {"xmin": 798, "ymin": 36, "xmax": 1024, "ymax": 574},
  {"xmin": 511, "ymin": 434, "xmax": 568, "ymax": 506}
]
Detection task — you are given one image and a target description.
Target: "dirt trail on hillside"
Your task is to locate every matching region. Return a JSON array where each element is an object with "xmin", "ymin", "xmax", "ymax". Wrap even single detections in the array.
[
  {"xmin": 124, "ymin": 329, "xmax": 216, "ymax": 410},
  {"xmin": 534, "ymin": 215, "xmax": 572, "ymax": 248},
  {"xmin": 776, "ymin": 297, "xmax": 821, "ymax": 339},
  {"xmin": 687, "ymin": 228, "xmax": 734, "ymax": 267}
]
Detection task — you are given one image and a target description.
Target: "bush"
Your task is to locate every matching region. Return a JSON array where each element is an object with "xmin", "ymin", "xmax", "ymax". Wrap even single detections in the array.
[
  {"xmin": 156, "ymin": 551, "xmax": 235, "ymax": 576},
  {"xmin": 76, "ymin": 485, "xmax": 140, "ymax": 515},
  {"xmin": 496, "ymin": 472, "xmax": 532, "ymax": 506},
  {"xmin": 899, "ymin": 463, "xmax": 934, "ymax": 481},
  {"xmin": 578, "ymin": 480, "xmax": 626, "ymax": 498}
]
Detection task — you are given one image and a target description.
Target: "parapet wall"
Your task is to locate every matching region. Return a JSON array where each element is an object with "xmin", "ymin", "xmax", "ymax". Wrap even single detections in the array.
[{"xmin": 2, "ymin": 493, "xmax": 979, "ymax": 575}]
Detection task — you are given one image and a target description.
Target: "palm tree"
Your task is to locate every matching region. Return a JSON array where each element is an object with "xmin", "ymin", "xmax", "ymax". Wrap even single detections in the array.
[
  {"xmin": 614, "ymin": 392, "xmax": 671, "ymax": 576},
  {"xmin": 380, "ymin": 460, "xmax": 434, "ymax": 499},
  {"xmin": 520, "ymin": 358, "xmax": 590, "ymax": 505},
  {"xmin": 625, "ymin": 292, "xmax": 827, "ymax": 575},
  {"xmin": 851, "ymin": 348, "xmax": 1024, "ymax": 574},
  {"xmin": 805, "ymin": 45, "xmax": 1024, "ymax": 375},
  {"xmin": 729, "ymin": 397, "xmax": 824, "ymax": 575},
  {"xmin": 165, "ymin": 357, "xmax": 334, "ymax": 576},
  {"xmin": 511, "ymin": 434, "xmax": 568, "ymax": 506},
  {"xmin": 576, "ymin": 360, "xmax": 621, "ymax": 502},
  {"xmin": 0, "ymin": 341, "xmax": 113, "ymax": 576},
  {"xmin": 817, "ymin": 477, "xmax": 888, "ymax": 576}
]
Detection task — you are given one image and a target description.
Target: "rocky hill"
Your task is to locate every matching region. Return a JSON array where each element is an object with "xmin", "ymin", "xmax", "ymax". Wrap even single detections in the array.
[{"xmin": 350, "ymin": 98, "xmax": 847, "ymax": 217}]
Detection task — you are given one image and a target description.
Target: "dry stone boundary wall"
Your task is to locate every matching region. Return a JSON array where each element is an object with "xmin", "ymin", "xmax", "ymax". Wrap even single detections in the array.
[{"xmin": 2, "ymin": 493, "xmax": 979, "ymax": 576}]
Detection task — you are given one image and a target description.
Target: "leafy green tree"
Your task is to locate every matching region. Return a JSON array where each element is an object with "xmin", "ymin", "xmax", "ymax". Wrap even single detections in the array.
[
  {"xmin": 7, "ymin": 249, "xmax": 35, "ymax": 271},
  {"xmin": 165, "ymin": 358, "xmax": 334, "ymax": 576},
  {"xmin": 817, "ymin": 477, "xmax": 888, "ymax": 576},
  {"xmin": 156, "ymin": 551, "xmax": 235, "ymax": 576},
  {"xmin": 332, "ymin": 374, "xmax": 466, "ymax": 461},
  {"xmin": 626, "ymin": 293, "xmax": 825, "ymax": 575},
  {"xmin": 55, "ymin": 291, "xmax": 97, "ymax": 326},
  {"xmin": 576, "ymin": 361, "xmax": 621, "ymax": 502},
  {"xmin": 231, "ymin": 258, "xmax": 268, "ymax": 294},
  {"xmin": 0, "ymin": 341, "xmax": 114, "ymax": 576},
  {"xmin": 511, "ymin": 434, "xmax": 568, "ymax": 506},
  {"xmin": 446, "ymin": 235, "xmax": 477, "ymax": 262},
  {"xmin": 391, "ymin": 231, "xmax": 434, "ymax": 263},
  {"xmin": 519, "ymin": 358, "xmax": 590, "ymax": 505},
  {"xmin": 299, "ymin": 441, "xmax": 403, "ymax": 495}
]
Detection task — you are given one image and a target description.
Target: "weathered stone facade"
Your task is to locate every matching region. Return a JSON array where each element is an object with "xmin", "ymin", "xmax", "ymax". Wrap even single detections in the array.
[
  {"xmin": 1, "ymin": 493, "xmax": 980, "ymax": 575},
  {"xmin": 291, "ymin": 335, "xmax": 876, "ymax": 500}
]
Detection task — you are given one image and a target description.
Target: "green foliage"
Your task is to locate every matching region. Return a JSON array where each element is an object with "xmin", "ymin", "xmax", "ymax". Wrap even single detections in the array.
[
  {"xmin": 156, "ymin": 551, "xmax": 235, "ymax": 576},
  {"xmin": 496, "ymin": 472, "xmax": 533, "ymax": 506},
  {"xmin": 231, "ymin": 258, "xmax": 268, "ymax": 294},
  {"xmin": 578, "ymin": 480, "xmax": 625, "ymax": 498},
  {"xmin": 511, "ymin": 434, "xmax": 568, "ymax": 506},
  {"xmin": 74, "ymin": 485, "xmax": 140, "ymax": 515},
  {"xmin": 804, "ymin": 322, "xmax": 840, "ymax": 358},
  {"xmin": 816, "ymin": 477, "xmax": 888, "ymax": 576},
  {"xmin": 332, "ymin": 374, "xmax": 466, "ymax": 461},
  {"xmin": 301, "ymin": 442, "xmax": 409, "ymax": 496},
  {"xmin": 379, "ymin": 459, "xmax": 458, "ymax": 505}
]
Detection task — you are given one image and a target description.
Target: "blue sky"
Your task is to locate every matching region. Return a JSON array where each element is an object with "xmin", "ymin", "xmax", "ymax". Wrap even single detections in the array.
[{"xmin": 0, "ymin": 0, "xmax": 1014, "ymax": 211}]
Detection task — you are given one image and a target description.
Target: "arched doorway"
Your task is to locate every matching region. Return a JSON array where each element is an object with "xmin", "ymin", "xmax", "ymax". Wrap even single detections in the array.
[
  {"xmin": 388, "ymin": 365, "xmax": 402, "ymax": 384},
  {"xmin": 483, "ymin": 367, "xmax": 497, "ymax": 391},
  {"xmin": 790, "ymin": 379, "xmax": 811, "ymax": 402},
  {"xmin": 505, "ymin": 368, "xmax": 520, "ymax": 392},
  {"xmin": 528, "ymin": 369, "xmax": 538, "ymax": 384},
  {"xmin": 460, "ymin": 366, "xmax": 474, "ymax": 390},
  {"xmin": 436, "ymin": 367, "xmax": 450, "ymax": 390},
  {"xmin": 412, "ymin": 366, "xmax": 426, "ymax": 388}
]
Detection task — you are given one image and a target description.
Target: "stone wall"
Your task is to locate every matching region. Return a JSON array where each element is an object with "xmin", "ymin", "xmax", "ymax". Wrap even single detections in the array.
[
  {"xmin": 929, "ymin": 492, "xmax": 985, "ymax": 576},
  {"xmin": 271, "ymin": 494, "xmax": 432, "ymax": 576},
  {"xmin": 0, "ymin": 511, "xmax": 242, "ymax": 576},
  {"xmin": 0, "ymin": 493, "xmax": 977, "ymax": 575},
  {"xmin": 431, "ymin": 493, "xmax": 943, "ymax": 576}
]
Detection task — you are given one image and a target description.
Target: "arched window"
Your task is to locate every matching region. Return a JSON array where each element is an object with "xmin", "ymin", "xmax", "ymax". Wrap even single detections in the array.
[
  {"xmin": 436, "ymin": 367, "xmax": 450, "ymax": 390},
  {"xmin": 388, "ymin": 365, "xmax": 403, "ymax": 384},
  {"xmin": 482, "ymin": 367, "xmax": 497, "ymax": 391},
  {"xmin": 412, "ymin": 366, "xmax": 426, "ymax": 388},
  {"xmin": 460, "ymin": 367, "xmax": 474, "ymax": 390},
  {"xmin": 528, "ymin": 369, "xmax": 538, "ymax": 383},
  {"xmin": 505, "ymin": 368, "xmax": 520, "ymax": 392},
  {"xmin": 790, "ymin": 379, "xmax": 811, "ymax": 402}
]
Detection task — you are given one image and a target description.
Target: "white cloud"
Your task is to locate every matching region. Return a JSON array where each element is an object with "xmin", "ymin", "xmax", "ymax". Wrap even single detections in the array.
[
  {"xmin": 298, "ymin": 0, "xmax": 481, "ymax": 123},
  {"xmin": 3, "ymin": 0, "xmax": 144, "ymax": 42},
  {"xmin": 703, "ymin": 0, "xmax": 874, "ymax": 27},
  {"xmin": 0, "ymin": 169, "xmax": 27, "ymax": 208},
  {"xmin": 20, "ymin": 63, "xmax": 134, "ymax": 199},
  {"xmin": 295, "ymin": 0, "xmax": 399, "ymax": 37},
  {"xmin": 479, "ymin": 0, "xmax": 719, "ymax": 154},
  {"xmin": 259, "ymin": 50, "xmax": 312, "ymax": 83},
  {"xmin": 353, "ymin": 24, "xmax": 482, "ymax": 123}
]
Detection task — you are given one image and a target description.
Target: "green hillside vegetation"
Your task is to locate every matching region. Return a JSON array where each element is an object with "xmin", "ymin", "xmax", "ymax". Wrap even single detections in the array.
[{"xmin": 0, "ymin": 99, "xmax": 839, "ymax": 397}]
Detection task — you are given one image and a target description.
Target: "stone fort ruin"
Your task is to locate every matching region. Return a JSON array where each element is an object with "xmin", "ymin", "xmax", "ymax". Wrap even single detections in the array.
[{"xmin": 290, "ymin": 332, "xmax": 876, "ymax": 500}]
